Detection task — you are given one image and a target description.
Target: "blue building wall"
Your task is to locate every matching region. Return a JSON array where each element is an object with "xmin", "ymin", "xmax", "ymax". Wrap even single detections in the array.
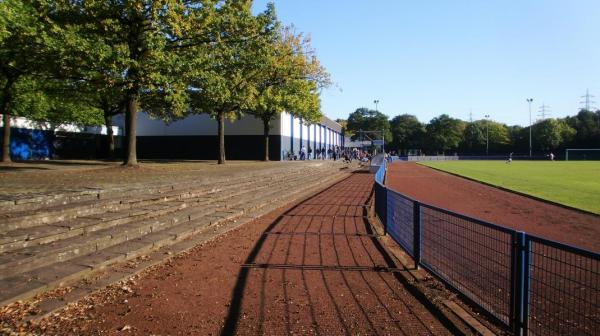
[
  {"xmin": 0, "ymin": 128, "xmax": 54, "ymax": 160},
  {"xmin": 0, "ymin": 127, "xmax": 111, "ymax": 160}
]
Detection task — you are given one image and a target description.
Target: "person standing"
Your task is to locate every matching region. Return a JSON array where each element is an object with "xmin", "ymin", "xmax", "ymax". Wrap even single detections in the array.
[{"xmin": 550, "ymin": 152, "xmax": 555, "ymax": 161}]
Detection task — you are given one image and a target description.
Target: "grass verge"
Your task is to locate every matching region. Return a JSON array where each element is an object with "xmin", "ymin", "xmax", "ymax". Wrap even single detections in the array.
[{"xmin": 419, "ymin": 160, "xmax": 600, "ymax": 214}]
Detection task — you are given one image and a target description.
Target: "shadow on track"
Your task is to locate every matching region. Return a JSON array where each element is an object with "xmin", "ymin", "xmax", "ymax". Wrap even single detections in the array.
[{"xmin": 220, "ymin": 171, "xmax": 461, "ymax": 336}]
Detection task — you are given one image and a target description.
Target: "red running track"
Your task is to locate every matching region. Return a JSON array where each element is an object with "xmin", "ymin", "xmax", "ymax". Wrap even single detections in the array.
[
  {"xmin": 29, "ymin": 172, "xmax": 456, "ymax": 335},
  {"xmin": 386, "ymin": 162, "xmax": 600, "ymax": 252}
]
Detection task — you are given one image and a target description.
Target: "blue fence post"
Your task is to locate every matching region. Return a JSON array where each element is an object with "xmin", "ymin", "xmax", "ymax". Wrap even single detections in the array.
[
  {"xmin": 511, "ymin": 231, "xmax": 523, "ymax": 335},
  {"xmin": 413, "ymin": 201, "xmax": 421, "ymax": 269},
  {"xmin": 383, "ymin": 187, "xmax": 388, "ymax": 236},
  {"xmin": 522, "ymin": 236, "xmax": 531, "ymax": 336},
  {"xmin": 511, "ymin": 231, "xmax": 530, "ymax": 336}
]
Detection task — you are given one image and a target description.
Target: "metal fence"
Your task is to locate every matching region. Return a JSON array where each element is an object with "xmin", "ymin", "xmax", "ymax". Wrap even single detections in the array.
[
  {"xmin": 373, "ymin": 163, "xmax": 600, "ymax": 335},
  {"xmin": 386, "ymin": 190, "xmax": 415, "ymax": 257}
]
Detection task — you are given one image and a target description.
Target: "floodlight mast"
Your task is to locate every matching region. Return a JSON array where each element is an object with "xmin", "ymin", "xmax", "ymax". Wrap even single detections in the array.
[
  {"xmin": 485, "ymin": 115, "xmax": 490, "ymax": 155},
  {"xmin": 527, "ymin": 98, "xmax": 533, "ymax": 157},
  {"xmin": 371, "ymin": 100, "xmax": 384, "ymax": 154}
]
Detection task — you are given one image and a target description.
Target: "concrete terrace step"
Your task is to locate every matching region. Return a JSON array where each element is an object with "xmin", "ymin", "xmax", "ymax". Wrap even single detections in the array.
[
  {"xmin": 0, "ymin": 165, "xmax": 328, "ymax": 214},
  {"xmin": 0, "ymin": 168, "xmax": 330, "ymax": 253},
  {"xmin": 0, "ymin": 167, "xmax": 339, "ymax": 278},
  {"xmin": 0, "ymin": 166, "xmax": 329, "ymax": 233},
  {"xmin": 0, "ymin": 166, "xmax": 328, "ymax": 239},
  {"xmin": 0, "ymin": 169, "xmax": 285, "ymax": 214},
  {"xmin": 0, "ymin": 168, "xmax": 350, "ymax": 307},
  {"xmin": 0, "ymin": 167, "xmax": 298, "ymax": 218}
]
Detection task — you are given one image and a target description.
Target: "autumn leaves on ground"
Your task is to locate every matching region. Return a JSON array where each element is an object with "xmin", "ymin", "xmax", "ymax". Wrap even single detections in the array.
[{"xmin": 2, "ymin": 173, "xmax": 454, "ymax": 335}]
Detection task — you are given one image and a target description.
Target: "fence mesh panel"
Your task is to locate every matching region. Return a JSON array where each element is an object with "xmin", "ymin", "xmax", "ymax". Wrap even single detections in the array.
[
  {"xmin": 376, "ymin": 163, "xmax": 600, "ymax": 334},
  {"xmin": 374, "ymin": 163, "xmax": 386, "ymax": 184},
  {"xmin": 386, "ymin": 190, "xmax": 414, "ymax": 256},
  {"xmin": 374, "ymin": 182, "xmax": 387, "ymax": 225},
  {"xmin": 420, "ymin": 205, "xmax": 513, "ymax": 324},
  {"xmin": 527, "ymin": 237, "xmax": 600, "ymax": 336}
]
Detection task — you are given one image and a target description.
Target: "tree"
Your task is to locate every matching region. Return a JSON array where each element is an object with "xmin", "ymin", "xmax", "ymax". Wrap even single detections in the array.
[
  {"xmin": 460, "ymin": 120, "xmax": 509, "ymax": 154},
  {"xmin": 12, "ymin": 78, "xmax": 104, "ymax": 126},
  {"xmin": 534, "ymin": 118, "xmax": 576, "ymax": 151},
  {"xmin": 50, "ymin": 0, "xmax": 212, "ymax": 166},
  {"xmin": 471, "ymin": 120, "xmax": 509, "ymax": 153},
  {"xmin": 335, "ymin": 119, "xmax": 352, "ymax": 139},
  {"xmin": 462, "ymin": 122, "xmax": 485, "ymax": 153},
  {"xmin": 69, "ymin": 82, "xmax": 124, "ymax": 159},
  {"xmin": 565, "ymin": 109, "xmax": 600, "ymax": 148},
  {"xmin": 99, "ymin": 91, "xmax": 125, "ymax": 160},
  {"xmin": 250, "ymin": 23, "xmax": 330, "ymax": 161},
  {"xmin": 507, "ymin": 125, "xmax": 528, "ymax": 154},
  {"xmin": 389, "ymin": 114, "xmax": 425, "ymax": 154},
  {"xmin": 346, "ymin": 107, "xmax": 392, "ymax": 143},
  {"xmin": 425, "ymin": 114, "xmax": 464, "ymax": 154},
  {"xmin": 487, "ymin": 122, "xmax": 510, "ymax": 145},
  {"xmin": 486, "ymin": 121, "xmax": 510, "ymax": 154},
  {"xmin": 0, "ymin": 0, "xmax": 55, "ymax": 162},
  {"xmin": 188, "ymin": 1, "xmax": 274, "ymax": 164}
]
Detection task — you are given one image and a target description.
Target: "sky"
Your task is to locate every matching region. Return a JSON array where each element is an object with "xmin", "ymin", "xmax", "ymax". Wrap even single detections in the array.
[{"xmin": 252, "ymin": 1, "xmax": 600, "ymax": 127}]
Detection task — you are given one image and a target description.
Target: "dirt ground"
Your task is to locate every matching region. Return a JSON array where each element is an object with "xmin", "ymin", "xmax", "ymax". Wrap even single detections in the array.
[
  {"xmin": 386, "ymin": 162, "xmax": 600, "ymax": 252},
  {"xmin": 13, "ymin": 172, "xmax": 455, "ymax": 335}
]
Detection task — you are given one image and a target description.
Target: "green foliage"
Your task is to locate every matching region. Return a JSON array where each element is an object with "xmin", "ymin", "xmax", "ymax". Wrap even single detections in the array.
[
  {"xmin": 250, "ymin": 24, "xmax": 328, "ymax": 127},
  {"xmin": 534, "ymin": 118, "xmax": 576, "ymax": 151},
  {"xmin": 2, "ymin": 0, "xmax": 334, "ymax": 164},
  {"xmin": 462, "ymin": 120, "xmax": 509, "ymax": 153},
  {"xmin": 390, "ymin": 114, "xmax": 425, "ymax": 152},
  {"xmin": 346, "ymin": 107, "xmax": 391, "ymax": 141},
  {"xmin": 11, "ymin": 77, "xmax": 104, "ymax": 125},
  {"xmin": 425, "ymin": 114, "xmax": 464, "ymax": 154},
  {"xmin": 335, "ymin": 118, "xmax": 354, "ymax": 139},
  {"xmin": 185, "ymin": 1, "xmax": 280, "ymax": 163},
  {"xmin": 420, "ymin": 161, "xmax": 600, "ymax": 214},
  {"xmin": 0, "ymin": 0, "xmax": 64, "ymax": 161},
  {"xmin": 188, "ymin": 1, "xmax": 265, "ymax": 117},
  {"xmin": 0, "ymin": 0, "xmax": 52, "ymax": 74},
  {"xmin": 507, "ymin": 125, "xmax": 527, "ymax": 152},
  {"xmin": 462, "ymin": 122, "xmax": 485, "ymax": 152},
  {"xmin": 46, "ymin": 0, "xmax": 220, "ymax": 164},
  {"xmin": 0, "ymin": 0, "xmax": 52, "ymax": 106},
  {"xmin": 346, "ymin": 108, "xmax": 597, "ymax": 155},
  {"xmin": 50, "ymin": 0, "xmax": 207, "ymax": 118},
  {"xmin": 564, "ymin": 110, "xmax": 600, "ymax": 148},
  {"xmin": 486, "ymin": 121, "xmax": 510, "ymax": 146}
]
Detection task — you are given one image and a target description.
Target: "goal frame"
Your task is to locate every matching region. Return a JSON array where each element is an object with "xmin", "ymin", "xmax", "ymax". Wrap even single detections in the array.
[{"xmin": 565, "ymin": 148, "xmax": 600, "ymax": 161}]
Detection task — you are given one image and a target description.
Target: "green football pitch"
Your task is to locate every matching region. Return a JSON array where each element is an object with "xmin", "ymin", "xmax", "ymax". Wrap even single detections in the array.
[{"xmin": 418, "ymin": 161, "xmax": 600, "ymax": 214}]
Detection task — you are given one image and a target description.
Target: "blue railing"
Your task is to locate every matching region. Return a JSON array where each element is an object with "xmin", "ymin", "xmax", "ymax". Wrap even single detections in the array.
[{"xmin": 373, "ymin": 163, "xmax": 600, "ymax": 335}]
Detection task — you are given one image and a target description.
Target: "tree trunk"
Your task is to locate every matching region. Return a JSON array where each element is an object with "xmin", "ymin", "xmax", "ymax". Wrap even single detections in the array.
[
  {"xmin": 218, "ymin": 112, "xmax": 225, "ymax": 164},
  {"xmin": 262, "ymin": 118, "xmax": 270, "ymax": 161},
  {"xmin": 104, "ymin": 112, "xmax": 115, "ymax": 160},
  {"xmin": 123, "ymin": 108, "xmax": 130, "ymax": 161},
  {"xmin": 1, "ymin": 113, "xmax": 10, "ymax": 163},
  {"xmin": 1, "ymin": 80, "xmax": 14, "ymax": 163},
  {"xmin": 124, "ymin": 90, "xmax": 138, "ymax": 166}
]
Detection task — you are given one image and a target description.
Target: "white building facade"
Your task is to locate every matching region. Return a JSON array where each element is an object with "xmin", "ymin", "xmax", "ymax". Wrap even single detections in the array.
[{"xmin": 114, "ymin": 111, "xmax": 344, "ymax": 161}]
